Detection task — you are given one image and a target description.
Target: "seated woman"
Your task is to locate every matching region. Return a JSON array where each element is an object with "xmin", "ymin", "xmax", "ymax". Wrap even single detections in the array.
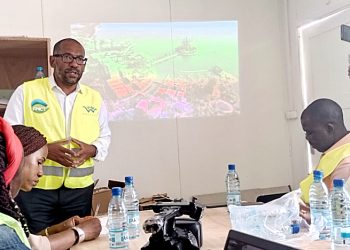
[{"xmin": 0, "ymin": 118, "xmax": 101, "ymax": 250}]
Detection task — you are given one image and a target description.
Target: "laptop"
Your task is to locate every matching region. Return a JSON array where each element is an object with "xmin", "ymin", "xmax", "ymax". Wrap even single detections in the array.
[{"xmin": 224, "ymin": 230, "xmax": 300, "ymax": 250}]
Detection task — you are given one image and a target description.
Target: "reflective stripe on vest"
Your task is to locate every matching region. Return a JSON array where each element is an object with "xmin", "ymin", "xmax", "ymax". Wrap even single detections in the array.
[
  {"xmin": 43, "ymin": 166, "xmax": 94, "ymax": 177},
  {"xmin": 69, "ymin": 166, "xmax": 94, "ymax": 177},
  {"xmin": 43, "ymin": 166, "xmax": 63, "ymax": 176}
]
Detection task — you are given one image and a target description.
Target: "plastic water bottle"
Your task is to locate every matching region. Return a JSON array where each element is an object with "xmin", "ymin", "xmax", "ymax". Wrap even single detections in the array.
[
  {"xmin": 123, "ymin": 176, "xmax": 140, "ymax": 239},
  {"xmin": 34, "ymin": 66, "xmax": 45, "ymax": 79},
  {"xmin": 108, "ymin": 187, "xmax": 129, "ymax": 249},
  {"xmin": 309, "ymin": 170, "xmax": 331, "ymax": 240},
  {"xmin": 330, "ymin": 179, "xmax": 350, "ymax": 245},
  {"xmin": 341, "ymin": 227, "xmax": 350, "ymax": 245},
  {"xmin": 226, "ymin": 164, "xmax": 241, "ymax": 206}
]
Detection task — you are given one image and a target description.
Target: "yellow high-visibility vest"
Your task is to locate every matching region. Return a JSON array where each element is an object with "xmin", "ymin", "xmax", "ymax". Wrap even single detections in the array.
[
  {"xmin": 300, "ymin": 143, "xmax": 350, "ymax": 203},
  {"xmin": 0, "ymin": 212, "xmax": 30, "ymax": 248},
  {"xmin": 23, "ymin": 78, "xmax": 101, "ymax": 189}
]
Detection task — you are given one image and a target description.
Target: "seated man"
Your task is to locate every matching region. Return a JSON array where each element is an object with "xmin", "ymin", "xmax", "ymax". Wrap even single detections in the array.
[{"xmin": 299, "ymin": 98, "xmax": 350, "ymax": 207}]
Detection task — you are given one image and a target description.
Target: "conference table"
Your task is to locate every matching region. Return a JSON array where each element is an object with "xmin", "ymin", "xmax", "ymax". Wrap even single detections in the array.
[{"xmin": 72, "ymin": 207, "xmax": 333, "ymax": 250}]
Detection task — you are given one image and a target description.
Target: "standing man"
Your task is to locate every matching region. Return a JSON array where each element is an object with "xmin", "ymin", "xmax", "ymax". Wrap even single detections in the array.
[{"xmin": 4, "ymin": 38, "xmax": 111, "ymax": 234}]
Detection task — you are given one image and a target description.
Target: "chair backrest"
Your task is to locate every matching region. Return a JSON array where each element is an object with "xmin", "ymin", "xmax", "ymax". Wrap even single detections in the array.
[
  {"xmin": 192, "ymin": 185, "xmax": 292, "ymax": 208},
  {"xmin": 108, "ymin": 179, "xmax": 125, "ymax": 189},
  {"xmin": 256, "ymin": 192, "xmax": 288, "ymax": 203},
  {"xmin": 241, "ymin": 185, "xmax": 292, "ymax": 202}
]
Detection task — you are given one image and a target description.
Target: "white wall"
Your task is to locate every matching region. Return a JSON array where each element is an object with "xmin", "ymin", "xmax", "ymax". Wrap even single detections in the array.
[
  {"xmin": 288, "ymin": 0, "xmax": 350, "ymax": 27},
  {"xmin": 1, "ymin": 0, "xmax": 295, "ymax": 200},
  {"xmin": 286, "ymin": 0, "xmax": 350, "ymax": 181}
]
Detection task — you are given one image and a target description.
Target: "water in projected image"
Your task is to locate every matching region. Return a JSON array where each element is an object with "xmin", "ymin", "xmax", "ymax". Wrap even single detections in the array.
[{"xmin": 71, "ymin": 21, "xmax": 239, "ymax": 121}]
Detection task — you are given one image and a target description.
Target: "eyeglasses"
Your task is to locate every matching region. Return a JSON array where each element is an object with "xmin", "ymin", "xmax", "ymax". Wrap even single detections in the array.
[{"xmin": 53, "ymin": 53, "xmax": 88, "ymax": 65}]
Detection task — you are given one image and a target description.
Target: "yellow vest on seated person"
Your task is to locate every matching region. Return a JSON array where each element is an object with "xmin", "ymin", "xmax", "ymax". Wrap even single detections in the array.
[
  {"xmin": 0, "ymin": 212, "xmax": 30, "ymax": 248},
  {"xmin": 300, "ymin": 143, "xmax": 350, "ymax": 203},
  {"xmin": 22, "ymin": 78, "xmax": 101, "ymax": 189}
]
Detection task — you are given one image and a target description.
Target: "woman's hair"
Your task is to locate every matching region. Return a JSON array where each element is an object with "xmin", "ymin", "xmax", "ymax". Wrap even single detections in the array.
[
  {"xmin": 12, "ymin": 125, "xmax": 47, "ymax": 157},
  {"xmin": 0, "ymin": 133, "xmax": 30, "ymax": 237}
]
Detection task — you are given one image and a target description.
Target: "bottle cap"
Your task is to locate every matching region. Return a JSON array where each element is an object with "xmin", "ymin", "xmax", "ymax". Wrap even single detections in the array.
[
  {"xmin": 125, "ymin": 176, "xmax": 134, "ymax": 185},
  {"xmin": 290, "ymin": 222, "xmax": 300, "ymax": 234},
  {"xmin": 112, "ymin": 187, "xmax": 122, "ymax": 196},
  {"xmin": 313, "ymin": 170, "xmax": 323, "ymax": 180},
  {"xmin": 228, "ymin": 164, "xmax": 235, "ymax": 171},
  {"xmin": 36, "ymin": 66, "xmax": 43, "ymax": 71},
  {"xmin": 333, "ymin": 179, "xmax": 344, "ymax": 188}
]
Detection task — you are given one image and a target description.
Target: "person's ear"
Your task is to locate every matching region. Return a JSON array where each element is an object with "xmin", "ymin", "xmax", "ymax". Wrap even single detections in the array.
[
  {"xmin": 326, "ymin": 123, "xmax": 335, "ymax": 134},
  {"xmin": 49, "ymin": 56, "xmax": 55, "ymax": 68}
]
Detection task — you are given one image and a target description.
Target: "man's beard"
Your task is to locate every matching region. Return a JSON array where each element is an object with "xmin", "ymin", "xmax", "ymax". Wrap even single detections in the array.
[
  {"xmin": 63, "ymin": 72, "xmax": 82, "ymax": 85},
  {"xmin": 63, "ymin": 76, "xmax": 81, "ymax": 85}
]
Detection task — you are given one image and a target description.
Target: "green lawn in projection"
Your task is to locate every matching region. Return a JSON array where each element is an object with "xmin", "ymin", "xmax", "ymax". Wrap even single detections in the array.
[{"xmin": 71, "ymin": 21, "xmax": 239, "ymax": 121}]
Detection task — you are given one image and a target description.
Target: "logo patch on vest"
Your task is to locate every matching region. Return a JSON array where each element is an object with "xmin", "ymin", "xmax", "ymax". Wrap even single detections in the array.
[
  {"xmin": 83, "ymin": 106, "xmax": 97, "ymax": 113},
  {"xmin": 31, "ymin": 99, "xmax": 49, "ymax": 113}
]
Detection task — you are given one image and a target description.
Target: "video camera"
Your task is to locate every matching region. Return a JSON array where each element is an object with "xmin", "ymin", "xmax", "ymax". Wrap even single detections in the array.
[{"xmin": 141, "ymin": 201, "xmax": 204, "ymax": 250}]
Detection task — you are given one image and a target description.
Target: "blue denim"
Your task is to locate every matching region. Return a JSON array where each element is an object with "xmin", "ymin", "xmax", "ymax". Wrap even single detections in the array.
[{"xmin": 0, "ymin": 225, "xmax": 30, "ymax": 250}]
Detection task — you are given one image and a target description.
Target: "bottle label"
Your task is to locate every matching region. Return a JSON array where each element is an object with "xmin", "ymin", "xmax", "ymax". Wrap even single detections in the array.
[
  {"xmin": 227, "ymin": 193, "xmax": 241, "ymax": 205},
  {"xmin": 109, "ymin": 228, "xmax": 129, "ymax": 248},
  {"xmin": 127, "ymin": 211, "xmax": 140, "ymax": 239},
  {"xmin": 127, "ymin": 211, "xmax": 140, "ymax": 226}
]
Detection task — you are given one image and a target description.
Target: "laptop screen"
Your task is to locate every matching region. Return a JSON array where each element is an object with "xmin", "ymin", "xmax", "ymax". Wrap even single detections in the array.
[{"xmin": 224, "ymin": 230, "xmax": 300, "ymax": 250}]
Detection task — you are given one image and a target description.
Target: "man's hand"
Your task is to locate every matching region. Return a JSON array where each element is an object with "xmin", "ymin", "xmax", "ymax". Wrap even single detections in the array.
[
  {"xmin": 70, "ymin": 137, "xmax": 97, "ymax": 167},
  {"xmin": 47, "ymin": 139, "xmax": 79, "ymax": 168},
  {"xmin": 74, "ymin": 216, "xmax": 94, "ymax": 225},
  {"xmin": 77, "ymin": 217, "xmax": 101, "ymax": 241},
  {"xmin": 299, "ymin": 198, "xmax": 311, "ymax": 224}
]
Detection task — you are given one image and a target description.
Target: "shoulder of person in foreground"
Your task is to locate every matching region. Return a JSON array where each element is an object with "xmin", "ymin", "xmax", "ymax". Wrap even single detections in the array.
[{"xmin": 0, "ymin": 224, "xmax": 30, "ymax": 250}]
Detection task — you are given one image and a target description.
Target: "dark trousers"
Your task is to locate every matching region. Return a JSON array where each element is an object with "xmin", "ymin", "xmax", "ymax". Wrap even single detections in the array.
[{"xmin": 15, "ymin": 184, "xmax": 94, "ymax": 234}]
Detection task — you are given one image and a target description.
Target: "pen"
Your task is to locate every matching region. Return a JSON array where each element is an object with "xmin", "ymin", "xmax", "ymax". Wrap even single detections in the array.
[{"xmin": 94, "ymin": 203, "xmax": 100, "ymax": 217}]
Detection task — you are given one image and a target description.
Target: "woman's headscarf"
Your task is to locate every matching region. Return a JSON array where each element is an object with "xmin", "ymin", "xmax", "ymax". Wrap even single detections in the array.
[
  {"xmin": 12, "ymin": 125, "xmax": 47, "ymax": 157},
  {"xmin": 0, "ymin": 118, "xmax": 23, "ymax": 186}
]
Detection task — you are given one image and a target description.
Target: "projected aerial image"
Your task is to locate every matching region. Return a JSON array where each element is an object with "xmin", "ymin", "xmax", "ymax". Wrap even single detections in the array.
[{"xmin": 71, "ymin": 21, "xmax": 239, "ymax": 121}]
